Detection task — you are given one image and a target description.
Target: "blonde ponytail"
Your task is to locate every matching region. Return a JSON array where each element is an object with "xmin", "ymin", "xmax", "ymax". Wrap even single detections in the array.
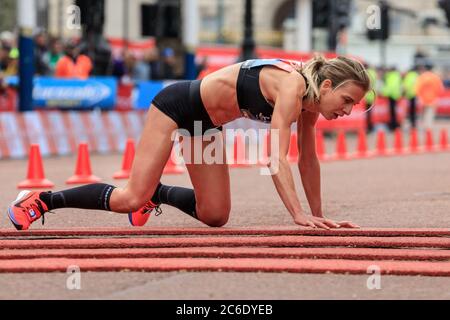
[{"xmin": 299, "ymin": 55, "xmax": 371, "ymax": 103}]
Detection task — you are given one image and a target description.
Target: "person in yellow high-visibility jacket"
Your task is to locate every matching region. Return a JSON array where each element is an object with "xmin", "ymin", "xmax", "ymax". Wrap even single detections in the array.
[
  {"xmin": 403, "ymin": 67, "xmax": 419, "ymax": 128},
  {"xmin": 382, "ymin": 67, "xmax": 402, "ymax": 131}
]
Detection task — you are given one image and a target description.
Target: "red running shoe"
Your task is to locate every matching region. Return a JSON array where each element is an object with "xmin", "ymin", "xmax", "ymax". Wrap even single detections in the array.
[
  {"xmin": 128, "ymin": 200, "xmax": 162, "ymax": 227},
  {"xmin": 7, "ymin": 191, "xmax": 50, "ymax": 231}
]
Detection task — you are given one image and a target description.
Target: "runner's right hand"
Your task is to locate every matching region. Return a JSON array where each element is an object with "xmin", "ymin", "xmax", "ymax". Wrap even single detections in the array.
[{"xmin": 294, "ymin": 215, "xmax": 342, "ymax": 230}]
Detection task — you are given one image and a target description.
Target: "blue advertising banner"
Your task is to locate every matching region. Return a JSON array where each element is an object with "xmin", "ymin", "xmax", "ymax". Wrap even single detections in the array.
[
  {"xmin": 5, "ymin": 76, "xmax": 19, "ymax": 87},
  {"xmin": 33, "ymin": 77, "xmax": 118, "ymax": 110}
]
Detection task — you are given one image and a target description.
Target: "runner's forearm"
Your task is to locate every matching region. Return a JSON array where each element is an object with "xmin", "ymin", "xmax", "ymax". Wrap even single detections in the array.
[
  {"xmin": 299, "ymin": 158, "xmax": 323, "ymax": 218},
  {"xmin": 270, "ymin": 158, "xmax": 305, "ymax": 220}
]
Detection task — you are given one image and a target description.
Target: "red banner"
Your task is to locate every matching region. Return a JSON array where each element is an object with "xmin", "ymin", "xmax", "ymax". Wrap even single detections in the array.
[
  {"xmin": 108, "ymin": 37, "xmax": 156, "ymax": 59},
  {"xmin": 0, "ymin": 88, "xmax": 17, "ymax": 112},
  {"xmin": 437, "ymin": 90, "xmax": 450, "ymax": 115},
  {"xmin": 196, "ymin": 46, "xmax": 340, "ymax": 70},
  {"xmin": 115, "ymin": 84, "xmax": 134, "ymax": 111}
]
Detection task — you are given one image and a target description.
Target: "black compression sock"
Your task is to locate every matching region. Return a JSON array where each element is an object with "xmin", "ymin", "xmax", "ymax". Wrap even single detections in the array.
[
  {"xmin": 39, "ymin": 184, "xmax": 116, "ymax": 212},
  {"xmin": 152, "ymin": 183, "xmax": 198, "ymax": 219}
]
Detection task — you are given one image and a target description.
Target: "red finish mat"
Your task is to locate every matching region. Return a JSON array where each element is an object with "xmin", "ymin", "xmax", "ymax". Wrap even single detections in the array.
[
  {"xmin": 1, "ymin": 227, "xmax": 449, "ymax": 238},
  {"xmin": 1, "ymin": 228, "xmax": 449, "ymax": 276},
  {"xmin": 1, "ymin": 235, "xmax": 449, "ymax": 249},
  {"xmin": 0, "ymin": 257, "xmax": 449, "ymax": 277}
]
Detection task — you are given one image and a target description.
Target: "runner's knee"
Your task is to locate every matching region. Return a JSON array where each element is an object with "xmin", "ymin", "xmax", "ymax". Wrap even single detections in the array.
[
  {"xmin": 203, "ymin": 215, "xmax": 229, "ymax": 228},
  {"xmin": 197, "ymin": 202, "xmax": 231, "ymax": 228}
]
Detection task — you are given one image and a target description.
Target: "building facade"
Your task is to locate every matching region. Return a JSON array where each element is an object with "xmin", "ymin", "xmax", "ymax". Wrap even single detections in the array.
[{"xmin": 2, "ymin": 0, "xmax": 450, "ymax": 71}]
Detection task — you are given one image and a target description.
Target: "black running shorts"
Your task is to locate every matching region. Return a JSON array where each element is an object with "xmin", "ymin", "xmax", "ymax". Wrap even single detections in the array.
[{"xmin": 152, "ymin": 80, "xmax": 222, "ymax": 136}]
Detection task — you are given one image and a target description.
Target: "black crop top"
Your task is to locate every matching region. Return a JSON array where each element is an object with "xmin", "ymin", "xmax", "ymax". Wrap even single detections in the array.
[{"xmin": 236, "ymin": 59, "xmax": 308, "ymax": 123}]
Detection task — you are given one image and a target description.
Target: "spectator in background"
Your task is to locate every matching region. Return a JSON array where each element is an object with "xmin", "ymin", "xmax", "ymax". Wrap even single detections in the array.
[
  {"xmin": 0, "ymin": 71, "xmax": 7, "ymax": 95},
  {"xmin": 0, "ymin": 45, "xmax": 9, "ymax": 72},
  {"xmin": 55, "ymin": 40, "xmax": 93, "ymax": 79},
  {"xmin": 133, "ymin": 52, "xmax": 150, "ymax": 82},
  {"xmin": 0, "ymin": 31, "xmax": 18, "ymax": 76},
  {"xmin": 403, "ymin": 66, "xmax": 419, "ymax": 129},
  {"xmin": 382, "ymin": 67, "xmax": 402, "ymax": 131},
  {"xmin": 416, "ymin": 65, "xmax": 445, "ymax": 130},
  {"xmin": 112, "ymin": 50, "xmax": 149, "ymax": 83},
  {"xmin": 160, "ymin": 47, "xmax": 176, "ymax": 79},
  {"xmin": 123, "ymin": 51, "xmax": 137, "ymax": 82},
  {"xmin": 0, "ymin": 45, "xmax": 18, "ymax": 76},
  {"xmin": 443, "ymin": 70, "xmax": 450, "ymax": 88},
  {"xmin": 6, "ymin": 46, "xmax": 18, "ymax": 76},
  {"xmin": 0, "ymin": 71, "xmax": 14, "ymax": 111},
  {"xmin": 43, "ymin": 38, "xmax": 63, "ymax": 76},
  {"xmin": 78, "ymin": 36, "xmax": 112, "ymax": 76},
  {"xmin": 34, "ymin": 31, "xmax": 49, "ymax": 76},
  {"xmin": 0, "ymin": 31, "xmax": 15, "ymax": 51},
  {"xmin": 147, "ymin": 47, "xmax": 161, "ymax": 80},
  {"xmin": 112, "ymin": 50, "xmax": 128, "ymax": 80}
]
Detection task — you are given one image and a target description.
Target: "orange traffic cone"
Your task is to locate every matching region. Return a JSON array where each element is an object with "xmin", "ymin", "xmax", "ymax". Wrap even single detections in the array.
[
  {"xmin": 113, "ymin": 139, "xmax": 135, "ymax": 179},
  {"xmin": 316, "ymin": 130, "xmax": 327, "ymax": 161},
  {"xmin": 440, "ymin": 129, "xmax": 449, "ymax": 151},
  {"xmin": 410, "ymin": 128, "xmax": 420, "ymax": 153},
  {"xmin": 375, "ymin": 130, "xmax": 387, "ymax": 156},
  {"xmin": 66, "ymin": 143, "xmax": 101, "ymax": 185},
  {"xmin": 18, "ymin": 144, "xmax": 55, "ymax": 189},
  {"xmin": 354, "ymin": 129, "xmax": 368, "ymax": 159},
  {"xmin": 334, "ymin": 131, "xmax": 348, "ymax": 160},
  {"xmin": 288, "ymin": 132, "xmax": 299, "ymax": 163},
  {"xmin": 425, "ymin": 129, "xmax": 435, "ymax": 152},
  {"xmin": 230, "ymin": 133, "xmax": 251, "ymax": 168},
  {"xmin": 163, "ymin": 147, "xmax": 185, "ymax": 175},
  {"xmin": 393, "ymin": 128, "xmax": 404, "ymax": 155}
]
